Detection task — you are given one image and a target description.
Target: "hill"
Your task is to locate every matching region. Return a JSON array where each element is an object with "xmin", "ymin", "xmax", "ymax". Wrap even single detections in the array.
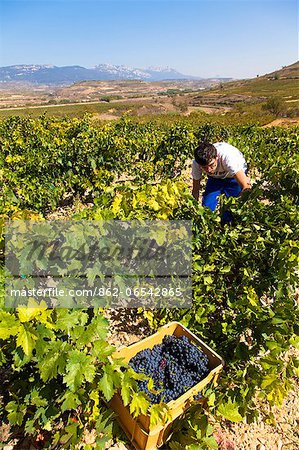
[
  {"xmin": 188, "ymin": 61, "xmax": 299, "ymax": 117},
  {"xmin": 264, "ymin": 61, "xmax": 299, "ymax": 79},
  {"xmin": 0, "ymin": 61, "xmax": 298, "ymax": 125},
  {"xmin": 0, "ymin": 79, "xmax": 228, "ymax": 109}
]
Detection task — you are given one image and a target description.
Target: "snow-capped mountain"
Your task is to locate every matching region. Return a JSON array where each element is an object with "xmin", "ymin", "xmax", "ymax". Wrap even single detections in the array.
[
  {"xmin": 0, "ymin": 65, "xmax": 93, "ymax": 84},
  {"xmin": 0, "ymin": 64, "xmax": 201, "ymax": 85},
  {"xmin": 94, "ymin": 64, "xmax": 151, "ymax": 79}
]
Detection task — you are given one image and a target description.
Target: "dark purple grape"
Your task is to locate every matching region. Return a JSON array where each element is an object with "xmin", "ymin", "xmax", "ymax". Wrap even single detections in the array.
[{"xmin": 128, "ymin": 334, "xmax": 210, "ymax": 404}]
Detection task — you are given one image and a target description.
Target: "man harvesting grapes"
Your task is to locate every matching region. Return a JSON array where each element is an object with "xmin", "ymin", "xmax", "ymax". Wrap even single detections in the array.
[{"xmin": 191, "ymin": 141, "xmax": 251, "ymax": 224}]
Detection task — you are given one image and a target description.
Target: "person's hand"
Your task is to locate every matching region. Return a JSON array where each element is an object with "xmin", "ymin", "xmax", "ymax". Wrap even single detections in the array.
[
  {"xmin": 240, "ymin": 187, "xmax": 251, "ymax": 195},
  {"xmin": 239, "ymin": 187, "xmax": 251, "ymax": 200}
]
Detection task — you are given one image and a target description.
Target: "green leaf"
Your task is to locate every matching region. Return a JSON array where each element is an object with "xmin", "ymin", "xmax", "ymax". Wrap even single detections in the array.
[
  {"xmin": 75, "ymin": 316, "xmax": 109, "ymax": 346},
  {"xmin": 261, "ymin": 373, "xmax": 277, "ymax": 389},
  {"xmin": 289, "ymin": 335, "xmax": 299, "ymax": 349},
  {"xmin": 89, "ymin": 389, "xmax": 100, "ymax": 420},
  {"xmin": 64, "ymin": 350, "xmax": 96, "ymax": 391},
  {"xmin": 43, "ymin": 421, "xmax": 53, "ymax": 431},
  {"xmin": 16, "ymin": 324, "xmax": 38, "ymax": 356},
  {"xmin": 59, "ymin": 423, "xmax": 78, "ymax": 445},
  {"xmin": 207, "ymin": 392, "xmax": 216, "ymax": 407},
  {"xmin": 217, "ymin": 400, "xmax": 243, "ymax": 423},
  {"xmin": 95, "ymin": 410, "xmax": 114, "ymax": 436},
  {"xmin": 260, "ymin": 357, "xmax": 282, "ymax": 370},
  {"xmin": 203, "ymin": 275, "xmax": 213, "ymax": 285},
  {"xmin": 92, "ymin": 340, "xmax": 115, "ymax": 361},
  {"xmin": 150, "ymin": 227, "xmax": 167, "ymax": 245},
  {"xmin": 119, "ymin": 369, "xmax": 139, "ymax": 406},
  {"xmin": 98, "ymin": 369, "xmax": 115, "ymax": 402},
  {"xmin": 56, "ymin": 310, "xmax": 88, "ymax": 332},
  {"xmin": 147, "ymin": 377, "xmax": 155, "ymax": 391},
  {"xmin": 121, "ymin": 381, "xmax": 131, "ymax": 407},
  {"xmin": 219, "ymin": 265, "xmax": 231, "ymax": 273},
  {"xmin": 38, "ymin": 341, "xmax": 69, "ymax": 381},
  {"xmin": 6, "ymin": 401, "xmax": 26, "ymax": 426},
  {"xmin": 149, "ymin": 403, "xmax": 169, "ymax": 429},
  {"xmin": 17, "ymin": 298, "xmax": 47, "ymax": 322},
  {"xmin": 24, "ymin": 419, "xmax": 36, "ymax": 435},
  {"xmin": 202, "ymin": 436, "xmax": 219, "ymax": 449},
  {"xmin": 265, "ymin": 341, "xmax": 278, "ymax": 350},
  {"xmin": 27, "ymin": 389, "xmax": 48, "ymax": 407},
  {"xmin": 129, "ymin": 392, "xmax": 150, "ymax": 417},
  {"xmin": 0, "ymin": 348, "xmax": 6, "ymax": 366},
  {"xmin": 187, "ymin": 445, "xmax": 204, "ymax": 450},
  {"xmin": 0, "ymin": 312, "xmax": 20, "ymax": 339},
  {"xmin": 95, "ymin": 436, "xmax": 111, "ymax": 449},
  {"xmin": 7, "ymin": 410, "xmax": 25, "ymax": 426},
  {"xmin": 86, "ymin": 266, "xmax": 103, "ymax": 285},
  {"xmin": 61, "ymin": 392, "xmax": 81, "ymax": 413},
  {"xmin": 5, "ymin": 401, "xmax": 18, "ymax": 413}
]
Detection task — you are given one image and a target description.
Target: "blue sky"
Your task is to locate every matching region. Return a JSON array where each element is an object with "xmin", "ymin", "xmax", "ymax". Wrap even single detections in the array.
[{"xmin": 0, "ymin": 0, "xmax": 297, "ymax": 78}]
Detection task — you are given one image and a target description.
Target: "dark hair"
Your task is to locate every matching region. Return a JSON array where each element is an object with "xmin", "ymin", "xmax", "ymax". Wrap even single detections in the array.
[{"xmin": 194, "ymin": 142, "xmax": 217, "ymax": 166}]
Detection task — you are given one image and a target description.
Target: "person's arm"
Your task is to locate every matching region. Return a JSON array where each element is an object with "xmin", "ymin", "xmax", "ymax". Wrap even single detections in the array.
[
  {"xmin": 234, "ymin": 170, "xmax": 251, "ymax": 194},
  {"xmin": 192, "ymin": 179, "xmax": 201, "ymax": 201}
]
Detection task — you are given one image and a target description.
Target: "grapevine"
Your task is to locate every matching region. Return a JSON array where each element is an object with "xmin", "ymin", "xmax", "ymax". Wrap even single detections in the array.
[{"xmin": 0, "ymin": 115, "xmax": 298, "ymax": 448}]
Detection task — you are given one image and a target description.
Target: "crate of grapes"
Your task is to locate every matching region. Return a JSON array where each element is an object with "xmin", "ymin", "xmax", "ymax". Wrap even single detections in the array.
[{"xmin": 109, "ymin": 321, "xmax": 224, "ymax": 450}]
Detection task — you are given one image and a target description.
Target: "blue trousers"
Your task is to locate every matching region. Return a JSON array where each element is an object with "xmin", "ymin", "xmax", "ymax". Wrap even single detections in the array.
[{"xmin": 202, "ymin": 176, "xmax": 241, "ymax": 224}]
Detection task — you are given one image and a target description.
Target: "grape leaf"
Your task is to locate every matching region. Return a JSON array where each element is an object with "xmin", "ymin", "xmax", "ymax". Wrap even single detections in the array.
[
  {"xmin": 61, "ymin": 392, "xmax": 81, "ymax": 413},
  {"xmin": 6, "ymin": 401, "xmax": 26, "ymax": 426},
  {"xmin": 217, "ymin": 400, "xmax": 243, "ymax": 423},
  {"xmin": 149, "ymin": 403, "xmax": 171, "ymax": 429},
  {"xmin": 64, "ymin": 350, "xmax": 96, "ymax": 391},
  {"xmin": 129, "ymin": 392, "xmax": 149, "ymax": 417},
  {"xmin": 92, "ymin": 340, "xmax": 115, "ymax": 360},
  {"xmin": 56, "ymin": 310, "xmax": 88, "ymax": 332},
  {"xmin": 0, "ymin": 348, "xmax": 6, "ymax": 366},
  {"xmin": 16, "ymin": 324, "xmax": 38, "ymax": 356},
  {"xmin": 261, "ymin": 373, "xmax": 277, "ymax": 389},
  {"xmin": 0, "ymin": 312, "xmax": 20, "ymax": 339},
  {"xmin": 201, "ymin": 437, "xmax": 218, "ymax": 450},
  {"xmin": 38, "ymin": 341, "xmax": 69, "ymax": 381},
  {"xmin": 75, "ymin": 316, "xmax": 108, "ymax": 346},
  {"xmin": 17, "ymin": 298, "xmax": 47, "ymax": 322},
  {"xmin": 98, "ymin": 363, "xmax": 121, "ymax": 402}
]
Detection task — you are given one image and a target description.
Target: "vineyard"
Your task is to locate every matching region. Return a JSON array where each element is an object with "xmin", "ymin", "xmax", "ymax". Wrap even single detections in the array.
[{"xmin": 0, "ymin": 115, "xmax": 299, "ymax": 449}]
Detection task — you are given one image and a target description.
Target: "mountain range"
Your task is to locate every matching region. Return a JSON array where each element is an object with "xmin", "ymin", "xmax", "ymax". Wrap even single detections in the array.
[{"xmin": 0, "ymin": 64, "xmax": 207, "ymax": 85}]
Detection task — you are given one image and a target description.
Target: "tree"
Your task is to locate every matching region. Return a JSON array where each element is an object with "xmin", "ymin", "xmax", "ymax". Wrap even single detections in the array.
[{"xmin": 262, "ymin": 97, "xmax": 285, "ymax": 116}]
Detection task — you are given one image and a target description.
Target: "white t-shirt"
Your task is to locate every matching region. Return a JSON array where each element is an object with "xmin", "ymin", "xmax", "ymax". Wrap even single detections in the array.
[{"xmin": 191, "ymin": 142, "xmax": 247, "ymax": 180}]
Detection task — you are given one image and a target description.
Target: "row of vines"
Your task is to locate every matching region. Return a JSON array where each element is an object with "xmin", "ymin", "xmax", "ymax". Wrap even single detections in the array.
[{"xmin": 0, "ymin": 115, "xmax": 298, "ymax": 449}]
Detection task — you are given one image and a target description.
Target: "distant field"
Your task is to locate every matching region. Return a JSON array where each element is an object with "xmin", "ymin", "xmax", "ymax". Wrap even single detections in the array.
[
  {"xmin": 0, "ymin": 101, "xmax": 278, "ymax": 126},
  {"xmin": 207, "ymin": 78, "xmax": 299, "ymax": 100},
  {"xmin": 0, "ymin": 76, "xmax": 298, "ymax": 124},
  {"xmin": 0, "ymin": 101, "xmax": 137, "ymax": 119}
]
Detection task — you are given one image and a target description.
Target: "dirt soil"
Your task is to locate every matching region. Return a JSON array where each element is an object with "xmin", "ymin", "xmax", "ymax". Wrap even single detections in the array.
[
  {"xmin": 262, "ymin": 118, "xmax": 299, "ymax": 128},
  {"xmin": 213, "ymin": 388, "xmax": 299, "ymax": 450}
]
